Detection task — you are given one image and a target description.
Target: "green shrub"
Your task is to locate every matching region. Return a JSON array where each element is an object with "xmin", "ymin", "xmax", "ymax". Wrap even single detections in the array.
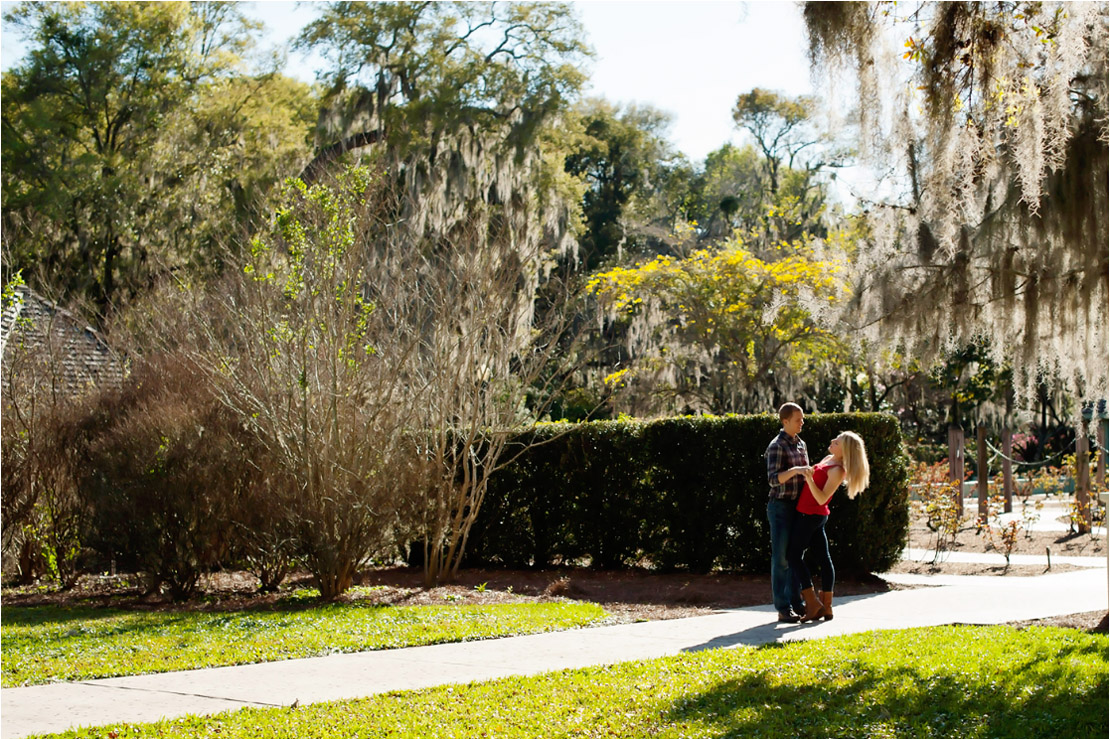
[
  {"xmin": 466, "ymin": 420, "xmax": 651, "ymax": 568},
  {"xmin": 472, "ymin": 413, "xmax": 910, "ymax": 574}
]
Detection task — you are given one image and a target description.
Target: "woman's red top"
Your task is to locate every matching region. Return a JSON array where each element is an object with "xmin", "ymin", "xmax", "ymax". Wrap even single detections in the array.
[{"xmin": 796, "ymin": 461, "xmax": 841, "ymax": 515}]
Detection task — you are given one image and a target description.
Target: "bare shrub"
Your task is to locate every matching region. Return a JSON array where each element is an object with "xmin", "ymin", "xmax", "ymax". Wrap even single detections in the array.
[
  {"xmin": 229, "ymin": 463, "xmax": 297, "ymax": 593},
  {"xmin": 187, "ymin": 167, "xmax": 420, "ymax": 599},
  {"xmin": 394, "ymin": 216, "xmax": 583, "ymax": 586},
  {"xmin": 0, "ymin": 395, "xmax": 90, "ymax": 587},
  {"xmin": 166, "ymin": 164, "xmax": 584, "ymax": 596},
  {"xmin": 1, "ymin": 279, "xmax": 112, "ymax": 586},
  {"xmin": 79, "ymin": 356, "xmax": 250, "ymax": 600}
]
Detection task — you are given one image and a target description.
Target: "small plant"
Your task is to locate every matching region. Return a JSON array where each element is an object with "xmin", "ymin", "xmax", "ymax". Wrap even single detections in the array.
[
  {"xmin": 1026, "ymin": 463, "xmax": 1070, "ymax": 497},
  {"xmin": 979, "ymin": 495, "xmax": 1024, "ymax": 566},
  {"xmin": 1015, "ymin": 488, "xmax": 1044, "ymax": 539},
  {"xmin": 545, "ymin": 577, "xmax": 571, "ymax": 597},
  {"xmin": 280, "ymin": 587, "xmax": 322, "ymax": 603},
  {"xmin": 1058, "ymin": 452, "xmax": 1102, "ymax": 536},
  {"xmin": 910, "ymin": 461, "xmax": 967, "ymax": 560},
  {"xmin": 474, "ymin": 582, "xmax": 488, "ymax": 593},
  {"xmin": 1065, "ymin": 498, "xmax": 1105, "ymax": 537}
]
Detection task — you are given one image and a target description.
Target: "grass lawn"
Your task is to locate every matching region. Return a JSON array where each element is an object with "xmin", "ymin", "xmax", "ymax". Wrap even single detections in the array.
[
  {"xmin": 27, "ymin": 625, "xmax": 1109, "ymax": 739},
  {"xmin": 1, "ymin": 599, "xmax": 608, "ymax": 687}
]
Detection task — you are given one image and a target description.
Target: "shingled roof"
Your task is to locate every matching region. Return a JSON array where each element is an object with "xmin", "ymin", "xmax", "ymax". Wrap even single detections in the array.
[{"xmin": 1, "ymin": 285, "xmax": 127, "ymax": 398}]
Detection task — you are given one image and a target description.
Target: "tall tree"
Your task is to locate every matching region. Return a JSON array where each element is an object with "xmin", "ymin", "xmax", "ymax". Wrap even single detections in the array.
[
  {"xmin": 731, "ymin": 89, "xmax": 841, "ymax": 248},
  {"xmin": 733, "ymin": 88, "xmax": 826, "ymax": 197},
  {"xmin": 1, "ymin": 1, "xmax": 311, "ymax": 320},
  {"xmin": 804, "ymin": 1, "xmax": 1108, "ymax": 402},
  {"xmin": 563, "ymin": 99, "xmax": 690, "ymax": 271},
  {"xmin": 297, "ymin": 1, "xmax": 587, "ymax": 177},
  {"xmin": 297, "ymin": 0, "xmax": 589, "ymax": 325},
  {"xmin": 296, "ymin": 3, "xmax": 591, "ymax": 583}
]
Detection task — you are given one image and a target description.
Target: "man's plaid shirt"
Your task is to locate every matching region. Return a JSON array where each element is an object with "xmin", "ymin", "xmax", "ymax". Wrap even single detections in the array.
[{"xmin": 766, "ymin": 430, "xmax": 809, "ymax": 500}]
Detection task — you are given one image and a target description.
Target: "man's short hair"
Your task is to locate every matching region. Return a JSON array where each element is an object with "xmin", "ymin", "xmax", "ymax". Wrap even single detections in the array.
[{"xmin": 778, "ymin": 402, "xmax": 803, "ymax": 422}]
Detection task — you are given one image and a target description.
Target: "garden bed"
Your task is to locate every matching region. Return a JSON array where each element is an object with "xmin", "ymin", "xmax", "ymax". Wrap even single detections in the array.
[{"xmin": 4, "ymin": 502, "xmax": 1106, "ymax": 634}]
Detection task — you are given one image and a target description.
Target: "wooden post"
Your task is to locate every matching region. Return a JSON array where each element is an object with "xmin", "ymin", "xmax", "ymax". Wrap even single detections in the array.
[
  {"xmin": 1098, "ymin": 399, "xmax": 1108, "ymax": 494},
  {"xmin": 948, "ymin": 425, "xmax": 964, "ymax": 510},
  {"xmin": 1002, "ymin": 426, "xmax": 1014, "ymax": 513},
  {"xmin": 977, "ymin": 424, "xmax": 989, "ymax": 522},
  {"xmin": 1076, "ymin": 422, "xmax": 1091, "ymax": 535}
]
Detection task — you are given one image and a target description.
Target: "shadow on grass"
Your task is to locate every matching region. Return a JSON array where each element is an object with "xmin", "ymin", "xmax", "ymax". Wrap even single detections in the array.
[{"xmin": 663, "ymin": 637, "xmax": 1109, "ymax": 738}]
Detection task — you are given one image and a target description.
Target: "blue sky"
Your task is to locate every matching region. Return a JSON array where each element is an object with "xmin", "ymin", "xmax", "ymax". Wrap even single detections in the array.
[{"xmin": 1, "ymin": 1, "xmax": 815, "ymax": 163}]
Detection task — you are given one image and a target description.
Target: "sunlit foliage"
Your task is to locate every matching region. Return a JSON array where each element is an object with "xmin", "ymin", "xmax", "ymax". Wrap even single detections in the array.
[{"xmin": 588, "ymin": 234, "xmax": 850, "ymax": 414}]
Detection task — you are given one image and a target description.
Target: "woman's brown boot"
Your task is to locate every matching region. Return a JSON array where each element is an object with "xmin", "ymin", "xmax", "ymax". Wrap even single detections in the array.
[
  {"xmin": 800, "ymin": 587, "xmax": 825, "ymax": 622},
  {"xmin": 820, "ymin": 591, "xmax": 834, "ymax": 621}
]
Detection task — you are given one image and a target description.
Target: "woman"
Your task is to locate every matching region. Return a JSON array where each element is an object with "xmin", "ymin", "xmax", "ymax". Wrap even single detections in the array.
[{"xmin": 787, "ymin": 431, "xmax": 870, "ymax": 622}]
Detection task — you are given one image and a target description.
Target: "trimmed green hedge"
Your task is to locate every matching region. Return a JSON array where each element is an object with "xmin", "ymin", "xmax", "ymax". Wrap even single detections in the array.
[{"xmin": 467, "ymin": 413, "xmax": 910, "ymax": 575}]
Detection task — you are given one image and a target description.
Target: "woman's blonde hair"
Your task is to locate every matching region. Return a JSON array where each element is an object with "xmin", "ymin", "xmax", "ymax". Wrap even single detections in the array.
[{"xmin": 838, "ymin": 431, "xmax": 870, "ymax": 499}]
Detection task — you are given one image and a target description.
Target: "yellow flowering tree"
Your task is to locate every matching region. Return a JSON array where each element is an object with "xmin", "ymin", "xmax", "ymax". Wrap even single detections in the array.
[{"xmin": 588, "ymin": 234, "xmax": 850, "ymax": 414}]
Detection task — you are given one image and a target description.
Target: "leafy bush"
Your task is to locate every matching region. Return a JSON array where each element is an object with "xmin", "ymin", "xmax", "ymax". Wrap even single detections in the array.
[{"xmin": 472, "ymin": 413, "xmax": 910, "ymax": 574}]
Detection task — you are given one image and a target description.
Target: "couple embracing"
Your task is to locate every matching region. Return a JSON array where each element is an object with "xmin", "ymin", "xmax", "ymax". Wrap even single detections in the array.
[{"xmin": 766, "ymin": 402, "xmax": 870, "ymax": 624}]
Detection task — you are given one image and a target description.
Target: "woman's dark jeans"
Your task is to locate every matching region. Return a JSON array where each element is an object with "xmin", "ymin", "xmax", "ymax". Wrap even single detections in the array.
[{"xmin": 787, "ymin": 512, "xmax": 834, "ymax": 592}]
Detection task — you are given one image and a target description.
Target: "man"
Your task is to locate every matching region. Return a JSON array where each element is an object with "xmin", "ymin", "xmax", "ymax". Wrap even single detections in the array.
[{"xmin": 766, "ymin": 402, "xmax": 810, "ymax": 623}]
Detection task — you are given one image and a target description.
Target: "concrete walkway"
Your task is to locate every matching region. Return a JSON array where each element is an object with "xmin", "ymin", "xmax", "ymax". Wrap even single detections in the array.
[{"xmin": 2, "ymin": 564, "xmax": 1108, "ymax": 739}]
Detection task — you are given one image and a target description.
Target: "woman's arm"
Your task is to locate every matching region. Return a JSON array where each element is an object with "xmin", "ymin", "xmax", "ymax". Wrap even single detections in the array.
[
  {"xmin": 804, "ymin": 466, "xmax": 845, "ymax": 506},
  {"xmin": 777, "ymin": 465, "xmax": 809, "ymax": 484}
]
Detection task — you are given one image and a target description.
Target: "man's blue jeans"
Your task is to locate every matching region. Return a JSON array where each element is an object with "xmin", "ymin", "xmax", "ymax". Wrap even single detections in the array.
[{"xmin": 767, "ymin": 497, "xmax": 803, "ymax": 615}]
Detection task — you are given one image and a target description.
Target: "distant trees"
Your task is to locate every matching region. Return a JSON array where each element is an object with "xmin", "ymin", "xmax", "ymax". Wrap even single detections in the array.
[
  {"xmin": 563, "ymin": 100, "xmax": 691, "ymax": 271},
  {"xmin": 685, "ymin": 144, "xmax": 768, "ymax": 241},
  {"xmin": 1, "ymin": 1, "xmax": 315, "ymax": 320},
  {"xmin": 574, "ymin": 88, "xmax": 848, "ymax": 417}
]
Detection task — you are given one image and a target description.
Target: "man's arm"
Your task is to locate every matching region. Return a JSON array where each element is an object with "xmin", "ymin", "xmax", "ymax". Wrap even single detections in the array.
[
  {"xmin": 777, "ymin": 467, "xmax": 804, "ymax": 484},
  {"xmin": 767, "ymin": 441, "xmax": 785, "ymax": 487},
  {"xmin": 767, "ymin": 440, "xmax": 806, "ymax": 486}
]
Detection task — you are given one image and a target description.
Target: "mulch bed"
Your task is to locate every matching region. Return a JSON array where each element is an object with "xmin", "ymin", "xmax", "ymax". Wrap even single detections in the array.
[
  {"xmin": 4, "ymin": 507, "xmax": 1106, "ymax": 634},
  {"xmin": 906, "ymin": 513, "xmax": 1106, "ymax": 562}
]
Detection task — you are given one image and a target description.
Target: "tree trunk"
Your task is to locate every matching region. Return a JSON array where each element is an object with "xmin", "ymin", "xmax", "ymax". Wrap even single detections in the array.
[
  {"xmin": 316, "ymin": 559, "xmax": 355, "ymax": 599},
  {"xmin": 1098, "ymin": 403, "xmax": 1108, "ymax": 494},
  {"xmin": 1076, "ymin": 426, "xmax": 1091, "ymax": 535},
  {"xmin": 17, "ymin": 537, "xmax": 37, "ymax": 585}
]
